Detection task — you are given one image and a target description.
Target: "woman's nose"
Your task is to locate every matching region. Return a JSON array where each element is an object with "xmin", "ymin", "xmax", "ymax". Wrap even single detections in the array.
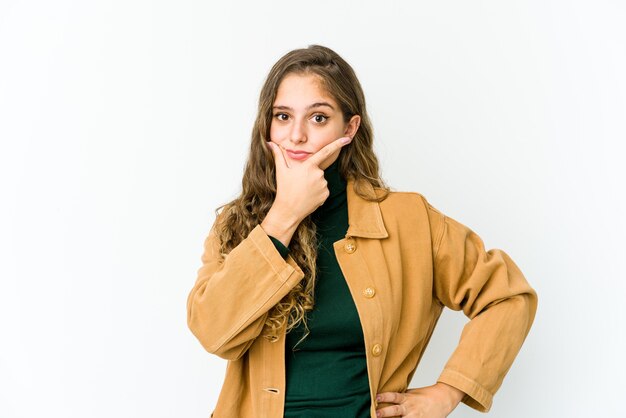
[{"xmin": 289, "ymin": 120, "xmax": 307, "ymax": 144}]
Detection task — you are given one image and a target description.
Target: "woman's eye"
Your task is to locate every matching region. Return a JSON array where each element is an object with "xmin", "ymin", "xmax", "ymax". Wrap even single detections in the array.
[
  {"xmin": 273, "ymin": 113, "xmax": 327, "ymax": 123},
  {"xmin": 313, "ymin": 114, "xmax": 328, "ymax": 123}
]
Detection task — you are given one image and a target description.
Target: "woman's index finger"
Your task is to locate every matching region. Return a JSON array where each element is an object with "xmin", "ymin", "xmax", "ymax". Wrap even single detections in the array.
[{"xmin": 305, "ymin": 136, "xmax": 352, "ymax": 168}]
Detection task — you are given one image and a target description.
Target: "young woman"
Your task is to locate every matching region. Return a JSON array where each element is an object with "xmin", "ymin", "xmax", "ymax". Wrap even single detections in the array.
[{"xmin": 186, "ymin": 44, "xmax": 537, "ymax": 418}]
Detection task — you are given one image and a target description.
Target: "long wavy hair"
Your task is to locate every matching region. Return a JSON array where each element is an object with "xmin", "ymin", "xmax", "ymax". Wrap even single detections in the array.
[{"xmin": 213, "ymin": 44, "xmax": 390, "ymax": 344}]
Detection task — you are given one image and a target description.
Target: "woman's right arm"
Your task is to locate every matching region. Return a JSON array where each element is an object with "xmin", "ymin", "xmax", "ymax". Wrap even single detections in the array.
[
  {"xmin": 189, "ymin": 137, "xmax": 351, "ymax": 360},
  {"xmin": 186, "ymin": 212, "xmax": 304, "ymax": 361}
]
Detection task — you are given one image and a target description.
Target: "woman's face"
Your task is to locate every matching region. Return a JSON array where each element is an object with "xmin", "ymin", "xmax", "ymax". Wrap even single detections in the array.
[{"xmin": 269, "ymin": 72, "xmax": 360, "ymax": 169}]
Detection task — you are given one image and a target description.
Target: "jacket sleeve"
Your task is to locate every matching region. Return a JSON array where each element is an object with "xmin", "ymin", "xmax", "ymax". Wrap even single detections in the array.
[
  {"xmin": 425, "ymin": 200, "xmax": 538, "ymax": 412},
  {"xmin": 186, "ymin": 215, "xmax": 304, "ymax": 360},
  {"xmin": 268, "ymin": 234, "xmax": 290, "ymax": 259}
]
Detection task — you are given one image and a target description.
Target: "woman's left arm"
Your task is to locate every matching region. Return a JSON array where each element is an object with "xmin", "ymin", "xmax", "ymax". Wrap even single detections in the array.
[
  {"xmin": 429, "ymin": 202, "xmax": 538, "ymax": 412},
  {"xmin": 377, "ymin": 202, "xmax": 537, "ymax": 416}
]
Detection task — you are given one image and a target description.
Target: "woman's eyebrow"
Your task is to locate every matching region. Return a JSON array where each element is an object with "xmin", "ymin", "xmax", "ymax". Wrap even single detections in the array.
[{"xmin": 272, "ymin": 102, "xmax": 335, "ymax": 111}]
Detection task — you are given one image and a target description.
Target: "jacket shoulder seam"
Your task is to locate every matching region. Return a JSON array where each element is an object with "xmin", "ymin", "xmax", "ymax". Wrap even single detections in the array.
[{"xmin": 396, "ymin": 191, "xmax": 446, "ymax": 257}]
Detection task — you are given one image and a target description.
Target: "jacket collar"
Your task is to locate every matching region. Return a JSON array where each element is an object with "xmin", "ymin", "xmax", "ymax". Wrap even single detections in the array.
[{"xmin": 345, "ymin": 178, "xmax": 389, "ymax": 239}]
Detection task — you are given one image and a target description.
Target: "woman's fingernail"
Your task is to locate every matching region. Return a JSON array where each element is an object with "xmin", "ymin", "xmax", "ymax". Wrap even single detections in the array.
[
  {"xmin": 376, "ymin": 395, "xmax": 381, "ymax": 401},
  {"xmin": 340, "ymin": 137, "xmax": 351, "ymax": 144}
]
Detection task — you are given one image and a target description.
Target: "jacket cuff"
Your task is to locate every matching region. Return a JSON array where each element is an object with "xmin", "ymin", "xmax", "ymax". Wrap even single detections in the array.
[
  {"xmin": 267, "ymin": 234, "xmax": 290, "ymax": 259},
  {"xmin": 437, "ymin": 369, "xmax": 493, "ymax": 412}
]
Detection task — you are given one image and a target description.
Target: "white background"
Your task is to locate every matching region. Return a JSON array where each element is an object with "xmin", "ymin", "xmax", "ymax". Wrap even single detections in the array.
[{"xmin": 1, "ymin": 1, "xmax": 625, "ymax": 417}]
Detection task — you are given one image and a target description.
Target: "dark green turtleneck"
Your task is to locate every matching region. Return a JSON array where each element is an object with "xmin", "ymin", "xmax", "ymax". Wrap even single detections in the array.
[{"xmin": 267, "ymin": 158, "xmax": 371, "ymax": 418}]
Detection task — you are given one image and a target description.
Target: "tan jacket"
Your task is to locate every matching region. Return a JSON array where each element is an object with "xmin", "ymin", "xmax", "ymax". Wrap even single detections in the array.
[{"xmin": 187, "ymin": 179, "xmax": 538, "ymax": 417}]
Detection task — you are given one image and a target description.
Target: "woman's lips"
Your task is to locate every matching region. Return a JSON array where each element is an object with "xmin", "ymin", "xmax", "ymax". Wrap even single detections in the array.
[{"xmin": 286, "ymin": 149, "xmax": 312, "ymax": 160}]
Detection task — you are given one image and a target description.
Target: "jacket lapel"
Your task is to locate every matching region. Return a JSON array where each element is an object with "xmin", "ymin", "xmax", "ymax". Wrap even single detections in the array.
[{"xmin": 345, "ymin": 178, "xmax": 389, "ymax": 239}]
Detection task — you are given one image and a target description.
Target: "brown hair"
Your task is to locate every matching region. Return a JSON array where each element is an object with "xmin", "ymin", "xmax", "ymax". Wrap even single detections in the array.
[{"xmin": 213, "ymin": 44, "xmax": 390, "ymax": 343}]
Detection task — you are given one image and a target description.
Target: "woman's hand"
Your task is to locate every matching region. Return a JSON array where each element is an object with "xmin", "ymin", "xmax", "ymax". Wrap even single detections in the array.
[
  {"xmin": 375, "ymin": 383, "xmax": 465, "ymax": 417},
  {"xmin": 261, "ymin": 137, "xmax": 352, "ymax": 246}
]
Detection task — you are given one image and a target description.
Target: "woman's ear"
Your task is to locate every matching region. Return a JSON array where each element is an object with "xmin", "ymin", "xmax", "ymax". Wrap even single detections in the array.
[{"xmin": 344, "ymin": 115, "xmax": 361, "ymax": 139}]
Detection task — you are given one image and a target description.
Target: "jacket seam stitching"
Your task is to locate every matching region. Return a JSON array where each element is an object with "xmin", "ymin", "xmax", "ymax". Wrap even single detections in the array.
[{"xmin": 433, "ymin": 214, "xmax": 446, "ymax": 261}]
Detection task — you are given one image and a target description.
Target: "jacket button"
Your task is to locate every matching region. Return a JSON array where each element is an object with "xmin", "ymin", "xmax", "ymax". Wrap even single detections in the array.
[
  {"xmin": 344, "ymin": 241, "xmax": 356, "ymax": 253},
  {"xmin": 363, "ymin": 287, "xmax": 376, "ymax": 298},
  {"xmin": 372, "ymin": 344, "xmax": 382, "ymax": 356}
]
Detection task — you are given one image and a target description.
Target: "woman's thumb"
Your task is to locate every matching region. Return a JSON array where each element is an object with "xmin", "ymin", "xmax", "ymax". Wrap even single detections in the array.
[{"xmin": 268, "ymin": 141, "xmax": 289, "ymax": 169}]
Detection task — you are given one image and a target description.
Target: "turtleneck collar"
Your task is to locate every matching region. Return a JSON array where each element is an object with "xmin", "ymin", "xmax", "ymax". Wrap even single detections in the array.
[{"xmin": 311, "ymin": 157, "xmax": 347, "ymax": 221}]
